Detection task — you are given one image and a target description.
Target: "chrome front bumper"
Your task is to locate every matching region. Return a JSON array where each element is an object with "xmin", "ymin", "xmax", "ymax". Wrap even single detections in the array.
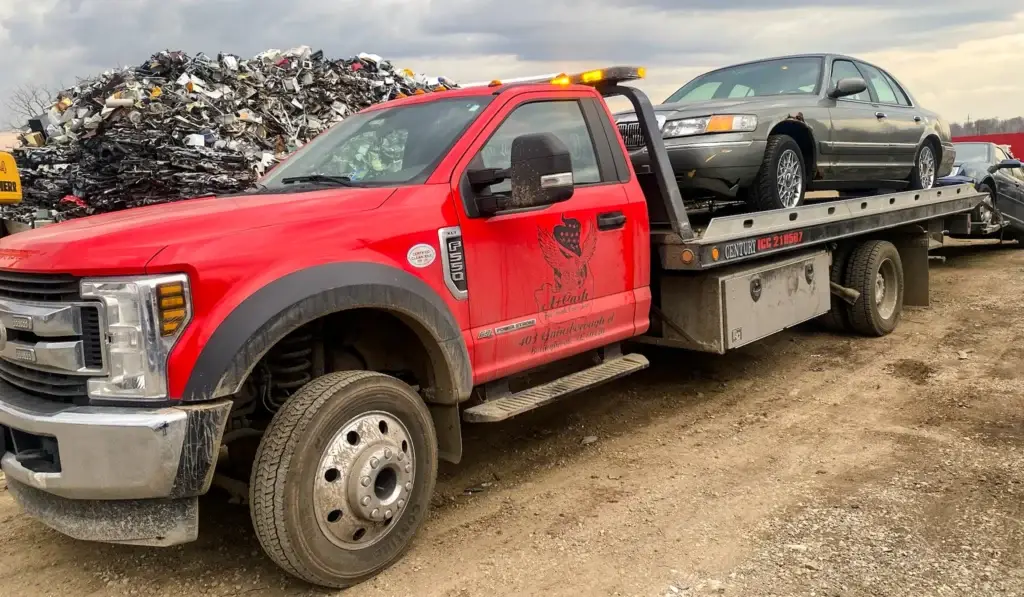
[{"xmin": 0, "ymin": 383, "xmax": 230, "ymax": 501}]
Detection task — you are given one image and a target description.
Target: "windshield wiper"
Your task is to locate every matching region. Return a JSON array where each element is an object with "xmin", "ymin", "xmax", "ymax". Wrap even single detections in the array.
[{"xmin": 281, "ymin": 174, "xmax": 358, "ymax": 187}]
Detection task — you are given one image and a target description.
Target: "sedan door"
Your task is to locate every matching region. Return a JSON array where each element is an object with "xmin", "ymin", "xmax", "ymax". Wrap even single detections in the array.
[
  {"xmin": 854, "ymin": 61, "xmax": 925, "ymax": 180},
  {"xmin": 825, "ymin": 59, "xmax": 892, "ymax": 182},
  {"xmin": 1001, "ymin": 152, "xmax": 1024, "ymax": 229}
]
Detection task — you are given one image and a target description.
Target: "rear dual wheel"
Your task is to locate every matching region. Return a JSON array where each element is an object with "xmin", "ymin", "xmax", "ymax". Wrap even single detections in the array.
[
  {"xmin": 250, "ymin": 371, "xmax": 438, "ymax": 589},
  {"xmin": 825, "ymin": 240, "xmax": 904, "ymax": 337}
]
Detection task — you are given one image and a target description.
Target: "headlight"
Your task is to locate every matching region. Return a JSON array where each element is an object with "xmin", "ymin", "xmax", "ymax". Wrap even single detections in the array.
[
  {"xmin": 81, "ymin": 274, "xmax": 192, "ymax": 402},
  {"xmin": 662, "ymin": 114, "xmax": 758, "ymax": 139}
]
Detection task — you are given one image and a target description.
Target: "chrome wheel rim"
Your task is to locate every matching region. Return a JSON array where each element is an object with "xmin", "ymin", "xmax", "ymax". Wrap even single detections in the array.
[
  {"xmin": 918, "ymin": 146, "xmax": 936, "ymax": 189},
  {"xmin": 981, "ymin": 198, "xmax": 994, "ymax": 225},
  {"xmin": 777, "ymin": 149, "xmax": 803, "ymax": 208},
  {"xmin": 313, "ymin": 411, "xmax": 415, "ymax": 550},
  {"xmin": 875, "ymin": 258, "xmax": 898, "ymax": 320}
]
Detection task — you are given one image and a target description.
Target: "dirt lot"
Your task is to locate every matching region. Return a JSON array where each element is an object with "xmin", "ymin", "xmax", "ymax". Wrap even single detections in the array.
[{"xmin": 1, "ymin": 240, "xmax": 1022, "ymax": 597}]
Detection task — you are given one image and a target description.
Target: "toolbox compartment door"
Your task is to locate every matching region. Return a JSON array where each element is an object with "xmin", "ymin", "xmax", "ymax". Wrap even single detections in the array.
[{"xmin": 654, "ymin": 249, "xmax": 831, "ymax": 353}]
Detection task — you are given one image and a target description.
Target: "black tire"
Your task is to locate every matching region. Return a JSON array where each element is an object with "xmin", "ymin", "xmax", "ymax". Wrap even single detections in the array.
[
  {"xmin": 250, "ymin": 371, "xmax": 438, "ymax": 589},
  {"xmin": 907, "ymin": 142, "xmax": 938, "ymax": 190},
  {"xmin": 749, "ymin": 134, "xmax": 806, "ymax": 211},
  {"xmin": 817, "ymin": 243, "xmax": 853, "ymax": 332},
  {"xmin": 844, "ymin": 240, "xmax": 904, "ymax": 337},
  {"xmin": 973, "ymin": 183, "xmax": 1002, "ymax": 236}
]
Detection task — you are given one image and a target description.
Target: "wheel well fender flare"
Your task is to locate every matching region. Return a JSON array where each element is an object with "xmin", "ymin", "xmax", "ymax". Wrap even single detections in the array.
[
  {"xmin": 181, "ymin": 262, "xmax": 473, "ymax": 405},
  {"xmin": 768, "ymin": 117, "xmax": 818, "ymax": 174}
]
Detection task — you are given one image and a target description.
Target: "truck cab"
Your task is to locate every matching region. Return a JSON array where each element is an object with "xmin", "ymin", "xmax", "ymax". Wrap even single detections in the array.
[{"xmin": 0, "ymin": 67, "xmax": 982, "ymax": 589}]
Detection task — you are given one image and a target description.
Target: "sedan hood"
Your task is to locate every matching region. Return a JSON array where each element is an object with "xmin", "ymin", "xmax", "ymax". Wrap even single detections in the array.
[
  {"xmin": 614, "ymin": 95, "xmax": 805, "ymax": 122},
  {"xmin": 0, "ymin": 186, "xmax": 396, "ymax": 274}
]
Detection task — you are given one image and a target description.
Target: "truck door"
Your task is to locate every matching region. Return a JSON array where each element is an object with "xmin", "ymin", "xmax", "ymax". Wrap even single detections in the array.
[{"xmin": 451, "ymin": 91, "xmax": 642, "ymax": 383}]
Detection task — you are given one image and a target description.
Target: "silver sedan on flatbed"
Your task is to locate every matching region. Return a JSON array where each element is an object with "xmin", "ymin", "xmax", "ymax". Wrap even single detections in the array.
[{"xmin": 615, "ymin": 54, "xmax": 956, "ymax": 211}]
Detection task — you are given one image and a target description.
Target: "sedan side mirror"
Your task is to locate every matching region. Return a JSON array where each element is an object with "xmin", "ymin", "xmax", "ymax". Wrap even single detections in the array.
[
  {"xmin": 828, "ymin": 77, "xmax": 868, "ymax": 99},
  {"xmin": 989, "ymin": 158, "xmax": 1023, "ymax": 174},
  {"xmin": 469, "ymin": 132, "xmax": 575, "ymax": 215}
]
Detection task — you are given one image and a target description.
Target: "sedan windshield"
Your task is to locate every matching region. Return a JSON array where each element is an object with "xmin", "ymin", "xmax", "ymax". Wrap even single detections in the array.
[
  {"xmin": 260, "ymin": 96, "xmax": 492, "ymax": 189},
  {"xmin": 664, "ymin": 57, "xmax": 824, "ymax": 103},
  {"xmin": 952, "ymin": 143, "xmax": 990, "ymax": 164}
]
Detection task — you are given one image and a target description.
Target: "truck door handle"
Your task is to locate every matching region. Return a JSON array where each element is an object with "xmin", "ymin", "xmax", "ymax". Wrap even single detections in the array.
[
  {"xmin": 597, "ymin": 211, "xmax": 627, "ymax": 230},
  {"xmin": 875, "ymin": 112, "xmax": 887, "ymax": 119},
  {"xmin": 914, "ymin": 116, "xmax": 923, "ymax": 122}
]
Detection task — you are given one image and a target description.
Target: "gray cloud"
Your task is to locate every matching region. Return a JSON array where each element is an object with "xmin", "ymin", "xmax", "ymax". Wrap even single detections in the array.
[{"xmin": 0, "ymin": 0, "xmax": 1020, "ymax": 124}]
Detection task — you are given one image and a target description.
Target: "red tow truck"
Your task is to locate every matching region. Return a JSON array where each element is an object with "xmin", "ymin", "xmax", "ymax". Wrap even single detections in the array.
[{"xmin": 0, "ymin": 66, "xmax": 982, "ymax": 588}]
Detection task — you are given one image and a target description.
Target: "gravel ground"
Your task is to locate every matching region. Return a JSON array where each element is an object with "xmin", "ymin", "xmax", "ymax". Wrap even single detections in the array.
[{"xmin": 0, "ymin": 239, "xmax": 1021, "ymax": 597}]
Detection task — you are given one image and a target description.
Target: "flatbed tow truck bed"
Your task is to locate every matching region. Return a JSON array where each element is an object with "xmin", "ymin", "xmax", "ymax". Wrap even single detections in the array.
[
  {"xmin": 564, "ymin": 77, "xmax": 986, "ymax": 354},
  {"xmin": 632, "ymin": 182, "xmax": 983, "ymax": 354},
  {"xmin": 651, "ymin": 184, "xmax": 980, "ymax": 271}
]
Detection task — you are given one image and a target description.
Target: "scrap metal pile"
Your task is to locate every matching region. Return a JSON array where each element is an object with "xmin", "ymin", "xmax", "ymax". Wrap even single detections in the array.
[{"xmin": 9, "ymin": 47, "xmax": 456, "ymax": 222}]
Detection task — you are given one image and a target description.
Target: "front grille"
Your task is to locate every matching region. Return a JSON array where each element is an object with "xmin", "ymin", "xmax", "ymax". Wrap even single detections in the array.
[
  {"xmin": 0, "ymin": 271, "xmax": 101, "ymax": 402},
  {"xmin": 0, "ymin": 359, "xmax": 86, "ymax": 403},
  {"xmin": 617, "ymin": 121, "xmax": 645, "ymax": 151},
  {"xmin": 0, "ymin": 271, "xmax": 80, "ymax": 302}
]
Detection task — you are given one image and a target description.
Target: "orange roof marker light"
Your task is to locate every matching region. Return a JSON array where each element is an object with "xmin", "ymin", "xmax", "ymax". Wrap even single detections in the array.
[
  {"xmin": 461, "ymin": 66, "xmax": 646, "ymax": 89},
  {"xmin": 550, "ymin": 66, "xmax": 647, "ymax": 87}
]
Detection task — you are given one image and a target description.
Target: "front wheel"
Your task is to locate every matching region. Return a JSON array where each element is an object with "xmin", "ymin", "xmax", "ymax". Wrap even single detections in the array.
[
  {"xmin": 749, "ymin": 134, "xmax": 806, "ymax": 211},
  {"xmin": 974, "ymin": 183, "xmax": 1003, "ymax": 236},
  {"xmin": 908, "ymin": 143, "xmax": 938, "ymax": 190},
  {"xmin": 250, "ymin": 371, "xmax": 438, "ymax": 589}
]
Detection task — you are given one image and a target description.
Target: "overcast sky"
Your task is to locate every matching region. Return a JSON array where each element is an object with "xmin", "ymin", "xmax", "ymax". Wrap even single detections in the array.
[{"xmin": 1, "ymin": 0, "xmax": 1022, "ymax": 126}]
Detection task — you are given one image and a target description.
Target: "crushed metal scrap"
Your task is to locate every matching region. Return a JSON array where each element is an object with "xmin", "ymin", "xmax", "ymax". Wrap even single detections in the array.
[{"xmin": 9, "ymin": 47, "xmax": 456, "ymax": 223}]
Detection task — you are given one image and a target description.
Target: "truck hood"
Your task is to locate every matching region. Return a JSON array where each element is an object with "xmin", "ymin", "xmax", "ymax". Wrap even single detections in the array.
[
  {"xmin": 614, "ymin": 96, "xmax": 803, "ymax": 122},
  {"xmin": 0, "ymin": 187, "xmax": 396, "ymax": 274}
]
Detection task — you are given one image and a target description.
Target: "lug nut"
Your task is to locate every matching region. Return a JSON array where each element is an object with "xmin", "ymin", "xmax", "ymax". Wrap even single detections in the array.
[
  {"xmin": 404, "ymin": 482, "xmax": 413, "ymax": 492},
  {"xmin": 398, "ymin": 499, "xmax": 405, "ymax": 509},
  {"xmin": 361, "ymin": 476, "xmax": 371, "ymax": 487},
  {"xmin": 372, "ymin": 508, "xmax": 380, "ymax": 518},
  {"xmin": 385, "ymin": 509, "xmax": 392, "ymax": 519},
  {"xmin": 398, "ymin": 453, "xmax": 404, "ymax": 462},
  {"xmin": 404, "ymin": 464, "xmax": 412, "ymax": 473},
  {"xmin": 370, "ymin": 457, "xmax": 379, "ymax": 469},
  {"xmin": 361, "ymin": 496, "xmax": 371, "ymax": 506},
  {"xmin": 384, "ymin": 448, "xmax": 392, "ymax": 460}
]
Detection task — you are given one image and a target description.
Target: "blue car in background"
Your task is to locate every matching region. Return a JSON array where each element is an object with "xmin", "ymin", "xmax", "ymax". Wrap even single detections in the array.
[{"xmin": 937, "ymin": 141, "xmax": 1024, "ymax": 240}]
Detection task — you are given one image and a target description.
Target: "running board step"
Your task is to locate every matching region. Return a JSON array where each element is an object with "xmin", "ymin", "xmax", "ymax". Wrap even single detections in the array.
[{"xmin": 462, "ymin": 353, "xmax": 650, "ymax": 423}]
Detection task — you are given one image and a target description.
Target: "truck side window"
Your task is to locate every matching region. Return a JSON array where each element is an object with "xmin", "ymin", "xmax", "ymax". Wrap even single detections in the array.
[
  {"xmin": 477, "ymin": 100, "xmax": 601, "ymax": 194},
  {"xmin": 830, "ymin": 60, "xmax": 871, "ymax": 102}
]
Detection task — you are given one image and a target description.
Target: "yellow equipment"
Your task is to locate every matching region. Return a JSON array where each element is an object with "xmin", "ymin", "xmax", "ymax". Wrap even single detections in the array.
[{"xmin": 0, "ymin": 152, "xmax": 22, "ymax": 205}]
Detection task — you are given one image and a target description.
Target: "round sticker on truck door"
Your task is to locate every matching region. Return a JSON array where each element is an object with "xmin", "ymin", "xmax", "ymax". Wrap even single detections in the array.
[{"xmin": 406, "ymin": 243, "xmax": 437, "ymax": 268}]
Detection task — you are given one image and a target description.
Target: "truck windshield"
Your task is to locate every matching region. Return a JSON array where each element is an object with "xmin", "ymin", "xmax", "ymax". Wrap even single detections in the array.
[
  {"xmin": 260, "ymin": 96, "xmax": 493, "ymax": 189},
  {"xmin": 664, "ymin": 57, "xmax": 824, "ymax": 103}
]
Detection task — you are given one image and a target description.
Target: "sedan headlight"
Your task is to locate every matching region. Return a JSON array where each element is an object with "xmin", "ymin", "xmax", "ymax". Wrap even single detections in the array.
[
  {"xmin": 81, "ymin": 274, "xmax": 192, "ymax": 402},
  {"xmin": 662, "ymin": 114, "xmax": 758, "ymax": 139}
]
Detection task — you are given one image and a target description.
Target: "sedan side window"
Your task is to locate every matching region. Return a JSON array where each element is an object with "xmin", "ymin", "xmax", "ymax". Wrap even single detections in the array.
[
  {"xmin": 857, "ymin": 63, "xmax": 899, "ymax": 105},
  {"xmin": 830, "ymin": 60, "xmax": 871, "ymax": 102},
  {"xmin": 477, "ymin": 100, "xmax": 602, "ymax": 195},
  {"xmin": 881, "ymin": 71, "xmax": 912, "ymax": 106}
]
